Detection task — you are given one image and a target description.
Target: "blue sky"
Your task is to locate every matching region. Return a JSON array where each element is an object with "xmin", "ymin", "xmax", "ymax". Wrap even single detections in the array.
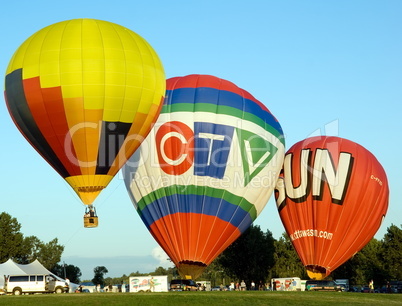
[{"xmin": 1, "ymin": 1, "xmax": 401, "ymax": 280}]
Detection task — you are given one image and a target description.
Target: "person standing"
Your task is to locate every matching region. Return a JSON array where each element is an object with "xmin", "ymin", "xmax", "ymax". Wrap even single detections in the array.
[
  {"xmin": 65, "ymin": 278, "xmax": 70, "ymax": 293},
  {"xmin": 292, "ymin": 279, "xmax": 297, "ymax": 291},
  {"xmin": 230, "ymin": 281, "xmax": 235, "ymax": 291},
  {"xmin": 240, "ymin": 280, "xmax": 246, "ymax": 291},
  {"xmin": 149, "ymin": 277, "xmax": 155, "ymax": 292},
  {"xmin": 369, "ymin": 280, "xmax": 374, "ymax": 293},
  {"xmin": 387, "ymin": 281, "xmax": 392, "ymax": 293}
]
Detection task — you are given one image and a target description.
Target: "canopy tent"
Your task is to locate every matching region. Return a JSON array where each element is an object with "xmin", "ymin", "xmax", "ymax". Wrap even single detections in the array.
[
  {"xmin": 0, "ymin": 259, "xmax": 25, "ymax": 287},
  {"xmin": 16, "ymin": 259, "xmax": 53, "ymax": 275},
  {"xmin": 0, "ymin": 259, "xmax": 63, "ymax": 288}
]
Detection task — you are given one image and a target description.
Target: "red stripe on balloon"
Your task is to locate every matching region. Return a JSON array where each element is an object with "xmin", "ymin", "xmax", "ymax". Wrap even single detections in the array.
[{"xmin": 23, "ymin": 77, "xmax": 81, "ymax": 176}]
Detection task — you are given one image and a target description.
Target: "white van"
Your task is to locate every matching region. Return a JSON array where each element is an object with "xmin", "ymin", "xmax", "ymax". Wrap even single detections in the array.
[{"xmin": 4, "ymin": 274, "xmax": 68, "ymax": 295}]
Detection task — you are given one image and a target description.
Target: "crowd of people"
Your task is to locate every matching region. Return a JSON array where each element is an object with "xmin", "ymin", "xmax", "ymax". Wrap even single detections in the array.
[{"xmin": 216, "ymin": 280, "xmax": 271, "ymax": 291}]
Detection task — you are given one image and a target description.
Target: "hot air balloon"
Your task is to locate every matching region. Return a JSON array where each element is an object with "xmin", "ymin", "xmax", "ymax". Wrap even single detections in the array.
[
  {"xmin": 275, "ymin": 136, "xmax": 389, "ymax": 280},
  {"xmin": 123, "ymin": 74, "xmax": 285, "ymax": 279},
  {"xmin": 5, "ymin": 19, "xmax": 165, "ymax": 227}
]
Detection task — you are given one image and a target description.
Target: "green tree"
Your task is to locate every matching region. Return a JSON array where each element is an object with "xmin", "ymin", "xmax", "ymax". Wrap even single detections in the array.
[
  {"xmin": 18, "ymin": 236, "xmax": 42, "ymax": 264},
  {"xmin": 0, "ymin": 212, "xmax": 24, "ymax": 262},
  {"xmin": 129, "ymin": 270, "xmax": 148, "ymax": 277},
  {"xmin": 216, "ymin": 225, "xmax": 276, "ymax": 285},
  {"xmin": 52, "ymin": 263, "xmax": 82, "ymax": 284},
  {"xmin": 333, "ymin": 238, "xmax": 389, "ymax": 286},
  {"xmin": 198, "ymin": 259, "xmax": 225, "ymax": 287},
  {"xmin": 152, "ymin": 266, "xmax": 168, "ymax": 276},
  {"xmin": 349, "ymin": 239, "xmax": 383, "ymax": 285},
  {"xmin": 92, "ymin": 266, "xmax": 108, "ymax": 286},
  {"xmin": 0, "ymin": 212, "xmax": 64, "ymax": 270},
  {"xmin": 381, "ymin": 224, "xmax": 402, "ymax": 281},
  {"xmin": 165, "ymin": 266, "xmax": 178, "ymax": 281},
  {"xmin": 271, "ymin": 233, "xmax": 307, "ymax": 279},
  {"xmin": 17, "ymin": 237, "xmax": 64, "ymax": 270},
  {"xmin": 331, "ymin": 254, "xmax": 356, "ymax": 282},
  {"xmin": 36, "ymin": 238, "xmax": 64, "ymax": 270}
]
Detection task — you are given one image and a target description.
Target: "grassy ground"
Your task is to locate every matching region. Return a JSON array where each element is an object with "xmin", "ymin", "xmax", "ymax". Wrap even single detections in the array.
[{"xmin": 1, "ymin": 291, "xmax": 402, "ymax": 305}]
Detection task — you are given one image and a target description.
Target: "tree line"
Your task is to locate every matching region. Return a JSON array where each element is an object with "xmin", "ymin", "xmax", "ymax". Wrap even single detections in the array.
[
  {"xmin": 1, "ymin": 211, "xmax": 401, "ymax": 288},
  {"xmin": 211, "ymin": 224, "xmax": 402, "ymax": 288},
  {"xmin": 93, "ymin": 223, "xmax": 402, "ymax": 289}
]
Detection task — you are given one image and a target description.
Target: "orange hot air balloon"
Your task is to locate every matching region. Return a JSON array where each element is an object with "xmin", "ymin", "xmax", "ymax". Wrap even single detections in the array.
[
  {"xmin": 275, "ymin": 136, "xmax": 389, "ymax": 280},
  {"xmin": 4, "ymin": 19, "xmax": 165, "ymax": 226}
]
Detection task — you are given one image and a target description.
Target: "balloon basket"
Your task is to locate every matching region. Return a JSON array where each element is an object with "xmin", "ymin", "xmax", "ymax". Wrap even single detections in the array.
[{"xmin": 84, "ymin": 216, "xmax": 98, "ymax": 228}]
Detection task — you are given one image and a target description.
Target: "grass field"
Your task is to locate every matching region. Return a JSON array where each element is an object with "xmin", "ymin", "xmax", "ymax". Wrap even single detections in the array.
[{"xmin": 1, "ymin": 291, "xmax": 402, "ymax": 306}]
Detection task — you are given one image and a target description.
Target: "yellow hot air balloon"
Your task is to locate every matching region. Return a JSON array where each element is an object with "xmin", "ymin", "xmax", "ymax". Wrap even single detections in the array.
[{"xmin": 5, "ymin": 19, "xmax": 165, "ymax": 227}]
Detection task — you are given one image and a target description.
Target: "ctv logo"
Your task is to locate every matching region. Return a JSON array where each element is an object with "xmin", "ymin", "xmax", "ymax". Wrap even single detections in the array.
[
  {"xmin": 276, "ymin": 149, "xmax": 354, "ymax": 209},
  {"xmin": 155, "ymin": 121, "xmax": 279, "ymax": 186}
]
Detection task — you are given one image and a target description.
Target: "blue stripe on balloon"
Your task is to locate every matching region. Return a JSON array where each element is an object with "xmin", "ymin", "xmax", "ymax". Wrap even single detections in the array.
[
  {"xmin": 139, "ymin": 194, "xmax": 252, "ymax": 234},
  {"xmin": 164, "ymin": 87, "xmax": 282, "ymax": 134}
]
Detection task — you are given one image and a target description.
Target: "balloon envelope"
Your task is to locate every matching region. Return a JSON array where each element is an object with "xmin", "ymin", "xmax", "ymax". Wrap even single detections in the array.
[
  {"xmin": 124, "ymin": 74, "xmax": 285, "ymax": 279},
  {"xmin": 275, "ymin": 136, "xmax": 389, "ymax": 280},
  {"xmin": 5, "ymin": 19, "xmax": 165, "ymax": 205}
]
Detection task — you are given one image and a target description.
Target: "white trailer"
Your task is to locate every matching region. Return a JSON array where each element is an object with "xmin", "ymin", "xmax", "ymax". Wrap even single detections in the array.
[
  {"xmin": 271, "ymin": 277, "xmax": 303, "ymax": 291},
  {"xmin": 129, "ymin": 275, "xmax": 168, "ymax": 292}
]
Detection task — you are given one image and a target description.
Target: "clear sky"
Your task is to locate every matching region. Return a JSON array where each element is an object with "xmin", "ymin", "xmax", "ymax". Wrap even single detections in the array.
[{"xmin": 1, "ymin": 0, "xmax": 401, "ymax": 281}]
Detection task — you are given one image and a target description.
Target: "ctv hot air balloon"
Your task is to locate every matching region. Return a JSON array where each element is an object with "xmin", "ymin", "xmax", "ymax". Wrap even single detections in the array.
[
  {"xmin": 123, "ymin": 74, "xmax": 285, "ymax": 279},
  {"xmin": 275, "ymin": 136, "xmax": 389, "ymax": 280},
  {"xmin": 5, "ymin": 19, "xmax": 165, "ymax": 227}
]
